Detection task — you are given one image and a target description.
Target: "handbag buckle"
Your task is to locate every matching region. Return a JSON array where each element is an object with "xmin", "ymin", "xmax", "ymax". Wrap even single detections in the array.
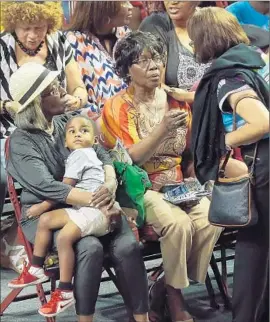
[{"xmin": 218, "ymin": 169, "xmax": 226, "ymax": 178}]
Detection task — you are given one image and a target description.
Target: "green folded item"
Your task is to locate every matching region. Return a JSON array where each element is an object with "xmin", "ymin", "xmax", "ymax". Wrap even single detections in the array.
[{"xmin": 114, "ymin": 161, "xmax": 152, "ymax": 227}]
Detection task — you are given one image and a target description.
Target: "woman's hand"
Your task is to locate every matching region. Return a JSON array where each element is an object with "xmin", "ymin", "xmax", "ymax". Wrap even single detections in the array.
[
  {"xmin": 101, "ymin": 204, "xmax": 122, "ymax": 232},
  {"xmin": 163, "ymin": 84, "xmax": 195, "ymax": 104},
  {"xmin": 60, "ymin": 94, "xmax": 80, "ymax": 111},
  {"xmin": 91, "ymin": 185, "xmax": 115, "ymax": 209},
  {"xmin": 161, "ymin": 110, "xmax": 188, "ymax": 132},
  {"xmin": 26, "ymin": 204, "xmax": 44, "ymax": 218},
  {"xmin": 180, "ymin": 199, "xmax": 200, "ymax": 211},
  {"xmin": 1, "ymin": 101, "xmax": 21, "ymax": 117}
]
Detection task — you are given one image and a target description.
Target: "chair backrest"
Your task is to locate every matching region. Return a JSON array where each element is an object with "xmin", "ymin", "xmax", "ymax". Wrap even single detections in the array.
[{"xmin": 4, "ymin": 138, "xmax": 33, "ymax": 259}]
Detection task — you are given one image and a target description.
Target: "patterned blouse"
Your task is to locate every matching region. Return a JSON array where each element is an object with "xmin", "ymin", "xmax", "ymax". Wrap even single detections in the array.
[
  {"xmin": 65, "ymin": 27, "xmax": 129, "ymax": 119},
  {"xmin": 0, "ymin": 31, "xmax": 73, "ymax": 139},
  {"xmin": 99, "ymin": 88, "xmax": 192, "ymax": 191},
  {"xmin": 140, "ymin": 13, "xmax": 210, "ymax": 90}
]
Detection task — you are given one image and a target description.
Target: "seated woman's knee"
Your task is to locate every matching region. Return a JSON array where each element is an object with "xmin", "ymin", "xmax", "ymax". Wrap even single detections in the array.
[
  {"xmin": 113, "ymin": 236, "xmax": 140, "ymax": 260},
  {"xmin": 74, "ymin": 235, "xmax": 104, "ymax": 258},
  {"xmin": 162, "ymin": 215, "xmax": 193, "ymax": 237}
]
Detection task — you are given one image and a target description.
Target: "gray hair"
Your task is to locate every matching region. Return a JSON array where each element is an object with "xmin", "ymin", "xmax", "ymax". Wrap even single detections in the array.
[{"xmin": 15, "ymin": 96, "xmax": 50, "ymax": 131}]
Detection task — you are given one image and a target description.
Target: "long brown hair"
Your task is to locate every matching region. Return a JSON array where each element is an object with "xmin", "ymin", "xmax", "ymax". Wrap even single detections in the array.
[
  {"xmin": 66, "ymin": 1, "xmax": 123, "ymax": 34},
  {"xmin": 187, "ymin": 7, "xmax": 250, "ymax": 63}
]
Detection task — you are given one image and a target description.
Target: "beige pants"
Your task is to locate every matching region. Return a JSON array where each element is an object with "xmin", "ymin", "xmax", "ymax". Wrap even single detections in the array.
[{"xmin": 144, "ymin": 190, "xmax": 222, "ymax": 289}]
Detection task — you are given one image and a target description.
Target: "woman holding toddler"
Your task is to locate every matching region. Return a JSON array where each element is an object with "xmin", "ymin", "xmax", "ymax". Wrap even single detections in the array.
[{"xmin": 6, "ymin": 62, "xmax": 149, "ymax": 322}]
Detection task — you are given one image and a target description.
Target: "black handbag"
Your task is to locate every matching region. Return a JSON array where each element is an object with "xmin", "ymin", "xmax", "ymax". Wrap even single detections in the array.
[
  {"xmin": 208, "ymin": 103, "xmax": 259, "ymax": 228},
  {"xmin": 209, "ymin": 143, "xmax": 258, "ymax": 228}
]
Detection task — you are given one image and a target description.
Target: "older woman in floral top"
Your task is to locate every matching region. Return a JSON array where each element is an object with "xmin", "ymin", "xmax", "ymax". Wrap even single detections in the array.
[{"xmin": 99, "ymin": 31, "xmax": 222, "ymax": 322}]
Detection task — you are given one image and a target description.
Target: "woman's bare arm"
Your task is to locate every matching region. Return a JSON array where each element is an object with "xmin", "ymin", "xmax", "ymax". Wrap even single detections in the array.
[
  {"xmin": 65, "ymin": 58, "xmax": 88, "ymax": 107},
  {"xmin": 225, "ymin": 89, "xmax": 269, "ymax": 148}
]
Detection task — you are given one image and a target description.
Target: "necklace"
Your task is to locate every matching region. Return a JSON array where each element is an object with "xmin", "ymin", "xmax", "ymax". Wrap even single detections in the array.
[
  {"xmin": 135, "ymin": 95, "xmax": 161, "ymax": 128},
  {"xmin": 13, "ymin": 33, "xmax": 44, "ymax": 57}
]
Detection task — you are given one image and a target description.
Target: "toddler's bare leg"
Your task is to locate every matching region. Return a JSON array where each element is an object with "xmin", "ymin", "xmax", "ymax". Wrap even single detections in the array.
[
  {"xmin": 33, "ymin": 209, "xmax": 69, "ymax": 258},
  {"xmin": 56, "ymin": 221, "xmax": 81, "ymax": 283}
]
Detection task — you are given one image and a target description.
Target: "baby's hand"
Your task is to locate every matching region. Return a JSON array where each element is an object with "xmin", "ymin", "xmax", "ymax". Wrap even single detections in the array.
[{"xmin": 26, "ymin": 204, "xmax": 44, "ymax": 218}]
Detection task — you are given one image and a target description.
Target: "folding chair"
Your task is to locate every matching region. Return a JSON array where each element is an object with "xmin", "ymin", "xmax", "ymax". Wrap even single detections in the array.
[{"xmin": 0, "ymin": 138, "xmax": 58, "ymax": 322}]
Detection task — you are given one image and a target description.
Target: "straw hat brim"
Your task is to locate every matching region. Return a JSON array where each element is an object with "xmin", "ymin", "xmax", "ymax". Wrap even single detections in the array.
[
  {"xmin": 9, "ymin": 67, "xmax": 61, "ymax": 114},
  {"xmin": 18, "ymin": 70, "xmax": 61, "ymax": 114}
]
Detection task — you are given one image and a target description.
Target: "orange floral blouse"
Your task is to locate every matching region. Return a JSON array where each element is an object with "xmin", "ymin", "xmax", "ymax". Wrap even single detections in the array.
[{"xmin": 100, "ymin": 88, "xmax": 192, "ymax": 191}]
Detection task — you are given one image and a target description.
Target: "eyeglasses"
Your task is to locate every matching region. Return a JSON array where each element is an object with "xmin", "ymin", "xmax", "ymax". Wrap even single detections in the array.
[{"xmin": 132, "ymin": 56, "xmax": 163, "ymax": 68}]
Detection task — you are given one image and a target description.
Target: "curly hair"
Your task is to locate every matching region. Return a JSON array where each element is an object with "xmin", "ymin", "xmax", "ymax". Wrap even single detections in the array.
[
  {"xmin": 114, "ymin": 31, "xmax": 167, "ymax": 83},
  {"xmin": 1, "ymin": 1, "xmax": 63, "ymax": 33}
]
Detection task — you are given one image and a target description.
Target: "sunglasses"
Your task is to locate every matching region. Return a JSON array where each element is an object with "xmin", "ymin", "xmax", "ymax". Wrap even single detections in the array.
[{"xmin": 41, "ymin": 81, "xmax": 66, "ymax": 98}]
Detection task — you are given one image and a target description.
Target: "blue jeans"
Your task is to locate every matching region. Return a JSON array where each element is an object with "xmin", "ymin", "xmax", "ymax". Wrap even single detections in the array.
[{"xmin": 0, "ymin": 139, "xmax": 7, "ymax": 215}]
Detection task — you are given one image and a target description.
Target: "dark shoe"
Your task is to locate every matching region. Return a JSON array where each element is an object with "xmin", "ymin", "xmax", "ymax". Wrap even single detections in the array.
[
  {"xmin": 149, "ymin": 277, "xmax": 167, "ymax": 322},
  {"xmin": 165, "ymin": 293, "xmax": 193, "ymax": 322}
]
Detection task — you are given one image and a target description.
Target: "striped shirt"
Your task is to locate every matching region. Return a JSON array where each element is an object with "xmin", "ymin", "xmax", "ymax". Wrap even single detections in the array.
[{"xmin": 0, "ymin": 31, "xmax": 73, "ymax": 139}]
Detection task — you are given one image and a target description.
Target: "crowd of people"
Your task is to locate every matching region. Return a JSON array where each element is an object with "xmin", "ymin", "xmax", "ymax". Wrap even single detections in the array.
[{"xmin": 0, "ymin": 2, "xmax": 269, "ymax": 322}]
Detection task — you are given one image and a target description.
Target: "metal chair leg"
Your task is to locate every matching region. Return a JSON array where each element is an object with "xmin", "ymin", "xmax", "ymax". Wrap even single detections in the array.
[
  {"xmin": 210, "ymin": 254, "xmax": 232, "ymax": 309},
  {"xmin": 205, "ymin": 273, "xmax": 219, "ymax": 309},
  {"xmin": 0, "ymin": 288, "xmax": 23, "ymax": 315},
  {"xmin": 220, "ymin": 246, "xmax": 231, "ymax": 299}
]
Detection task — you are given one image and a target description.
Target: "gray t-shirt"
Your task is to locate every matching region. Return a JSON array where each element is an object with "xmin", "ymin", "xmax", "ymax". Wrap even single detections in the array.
[
  {"xmin": 64, "ymin": 148, "xmax": 105, "ymax": 193},
  {"xmin": 140, "ymin": 13, "xmax": 210, "ymax": 90}
]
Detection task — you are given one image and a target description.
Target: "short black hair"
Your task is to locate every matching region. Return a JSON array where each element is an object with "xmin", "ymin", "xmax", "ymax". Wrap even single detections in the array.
[
  {"xmin": 65, "ymin": 115, "xmax": 97, "ymax": 136},
  {"xmin": 114, "ymin": 30, "xmax": 167, "ymax": 83}
]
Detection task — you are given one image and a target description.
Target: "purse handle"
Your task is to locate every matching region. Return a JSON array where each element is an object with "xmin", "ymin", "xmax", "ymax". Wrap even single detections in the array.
[{"xmin": 219, "ymin": 95, "xmax": 260, "ymax": 178}]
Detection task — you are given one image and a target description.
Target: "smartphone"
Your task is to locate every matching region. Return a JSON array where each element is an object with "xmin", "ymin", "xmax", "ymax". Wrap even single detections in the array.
[{"xmin": 165, "ymin": 184, "xmax": 187, "ymax": 199}]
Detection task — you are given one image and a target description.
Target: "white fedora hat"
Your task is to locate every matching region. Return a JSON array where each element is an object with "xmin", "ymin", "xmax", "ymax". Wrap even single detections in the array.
[{"xmin": 9, "ymin": 62, "xmax": 61, "ymax": 113}]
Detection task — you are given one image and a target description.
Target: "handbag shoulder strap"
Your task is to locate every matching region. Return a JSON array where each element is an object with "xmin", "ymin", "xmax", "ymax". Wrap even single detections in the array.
[
  {"xmin": 219, "ymin": 151, "xmax": 231, "ymax": 178},
  {"xmin": 249, "ymin": 142, "xmax": 258, "ymax": 175}
]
